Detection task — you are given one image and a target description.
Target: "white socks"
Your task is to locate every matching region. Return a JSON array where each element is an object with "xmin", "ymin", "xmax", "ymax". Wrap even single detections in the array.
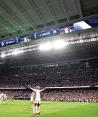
[
  {"xmin": 36, "ymin": 105, "xmax": 40, "ymax": 113},
  {"xmin": 33, "ymin": 105, "xmax": 36, "ymax": 114}
]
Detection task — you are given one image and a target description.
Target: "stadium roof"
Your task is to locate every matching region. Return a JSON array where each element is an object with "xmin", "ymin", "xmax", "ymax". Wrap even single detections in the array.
[{"xmin": 0, "ymin": 0, "xmax": 98, "ymax": 38}]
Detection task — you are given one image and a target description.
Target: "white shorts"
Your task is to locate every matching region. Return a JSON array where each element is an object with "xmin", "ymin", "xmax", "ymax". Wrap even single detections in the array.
[
  {"xmin": 30, "ymin": 97, "xmax": 33, "ymax": 102},
  {"xmin": 35, "ymin": 99, "xmax": 40, "ymax": 104}
]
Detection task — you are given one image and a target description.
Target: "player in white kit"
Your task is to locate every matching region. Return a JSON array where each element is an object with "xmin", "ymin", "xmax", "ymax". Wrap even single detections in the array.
[
  {"xmin": 0, "ymin": 93, "xmax": 4, "ymax": 104},
  {"xmin": 30, "ymin": 92, "xmax": 36, "ymax": 114},
  {"xmin": 28, "ymin": 85, "xmax": 46, "ymax": 115},
  {"xmin": 30, "ymin": 92, "xmax": 35, "ymax": 103},
  {"xmin": 0, "ymin": 93, "xmax": 7, "ymax": 104}
]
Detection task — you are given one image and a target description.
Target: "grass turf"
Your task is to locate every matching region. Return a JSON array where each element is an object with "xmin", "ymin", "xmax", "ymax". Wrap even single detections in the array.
[{"xmin": 0, "ymin": 100, "xmax": 98, "ymax": 117}]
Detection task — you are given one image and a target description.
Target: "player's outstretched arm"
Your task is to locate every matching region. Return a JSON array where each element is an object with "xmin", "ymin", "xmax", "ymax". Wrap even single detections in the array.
[
  {"xmin": 28, "ymin": 85, "xmax": 36, "ymax": 92},
  {"xmin": 40, "ymin": 87, "xmax": 47, "ymax": 92}
]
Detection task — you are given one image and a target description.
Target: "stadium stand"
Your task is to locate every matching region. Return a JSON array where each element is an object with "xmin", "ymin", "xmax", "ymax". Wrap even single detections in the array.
[
  {"xmin": 43, "ymin": 88, "xmax": 98, "ymax": 102},
  {"xmin": 0, "ymin": 88, "xmax": 98, "ymax": 102},
  {"xmin": 0, "ymin": 57, "xmax": 98, "ymax": 88}
]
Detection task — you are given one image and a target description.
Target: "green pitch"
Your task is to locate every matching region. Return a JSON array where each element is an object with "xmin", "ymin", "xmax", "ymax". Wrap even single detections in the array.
[{"xmin": 0, "ymin": 100, "xmax": 98, "ymax": 117}]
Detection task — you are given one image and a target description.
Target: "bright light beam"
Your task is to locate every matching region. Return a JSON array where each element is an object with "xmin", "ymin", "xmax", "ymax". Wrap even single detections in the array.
[
  {"xmin": 1, "ymin": 53, "xmax": 6, "ymax": 58},
  {"xmin": 39, "ymin": 42, "xmax": 52, "ymax": 51},
  {"xmin": 11, "ymin": 49, "xmax": 24, "ymax": 55},
  {"xmin": 53, "ymin": 40, "xmax": 67, "ymax": 49}
]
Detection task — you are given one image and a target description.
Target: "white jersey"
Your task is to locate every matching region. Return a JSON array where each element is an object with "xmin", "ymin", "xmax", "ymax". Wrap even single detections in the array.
[
  {"xmin": 4, "ymin": 94, "xmax": 7, "ymax": 99},
  {"xmin": 30, "ymin": 94, "xmax": 35, "ymax": 103},
  {"xmin": 0, "ymin": 93, "xmax": 7, "ymax": 101},
  {"xmin": 0, "ymin": 93, "xmax": 4, "ymax": 100},
  {"xmin": 29, "ymin": 86, "xmax": 45, "ymax": 104},
  {"xmin": 34, "ymin": 90, "xmax": 41, "ymax": 103}
]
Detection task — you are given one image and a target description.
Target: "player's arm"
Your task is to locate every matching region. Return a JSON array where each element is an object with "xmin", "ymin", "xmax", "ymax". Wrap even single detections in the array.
[
  {"xmin": 40, "ymin": 87, "xmax": 47, "ymax": 92},
  {"xmin": 28, "ymin": 85, "xmax": 36, "ymax": 92}
]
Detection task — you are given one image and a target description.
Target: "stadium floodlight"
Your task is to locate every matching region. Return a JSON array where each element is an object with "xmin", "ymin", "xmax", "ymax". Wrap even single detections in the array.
[
  {"xmin": 11, "ymin": 49, "xmax": 24, "ymax": 55},
  {"xmin": 39, "ymin": 42, "xmax": 52, "ymax": 51},
  {"xmin": 28, "ymin": 48, "xmax": 32, "ymax": 51},
  {"xmin": 80, "ymin": 39, "xmax": 84, "ymax": 43},
  {"xmin": 1, "ymin": 53, "xmax": 6, "ymax": 58},
  {"xmin": 52, "ymin": 40, "xmax": 67, "ymax": 49}
]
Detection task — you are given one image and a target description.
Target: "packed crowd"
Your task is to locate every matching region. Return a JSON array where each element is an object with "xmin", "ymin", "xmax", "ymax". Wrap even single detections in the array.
[
  {"xmin": 43, "ymin": 89, "xmax": 98, "ymax": 102},
  {"xmin": 0, "ymin": 88, "xmax": 98, "ymax": 102},
  {"xmin": 0, "ymin": 89, "xmax": 31, "ymax": 99},
  {"xmin": 0, "ymin": 58, "xmax": 98, "ymax": 87}
]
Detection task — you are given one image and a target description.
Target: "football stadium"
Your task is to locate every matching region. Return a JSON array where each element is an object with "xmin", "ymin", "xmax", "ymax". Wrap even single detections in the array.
[{"xmin": 0, "ymin": 0, "xmax": 98, "ymax": 117}]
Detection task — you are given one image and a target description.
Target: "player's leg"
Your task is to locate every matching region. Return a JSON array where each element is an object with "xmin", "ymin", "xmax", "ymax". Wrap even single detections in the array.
[
  {"xmin": 4, "ymin": 98, "xmax": 7, "ymax": 104},
  {"xmin": 33, "ymin": 103, "xmax": 36, "ymax": 114},
  {"xmin": 0, "ymin": 98, "xmax": 3, "ymax": 104},
  {"xmin": 35, "ymin": 103, "xmax": 38, "ymax": 114},
  {"xmin": 37, "ymin": 103, "xmax": 40, "ymax": 114},
  {"xmin": 36, "ymin": 102, "xmax": 40, "ymax": 114},
  {"xmin": 0, "ymin": 98, "xmax": 1, "ymax": 104}
]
